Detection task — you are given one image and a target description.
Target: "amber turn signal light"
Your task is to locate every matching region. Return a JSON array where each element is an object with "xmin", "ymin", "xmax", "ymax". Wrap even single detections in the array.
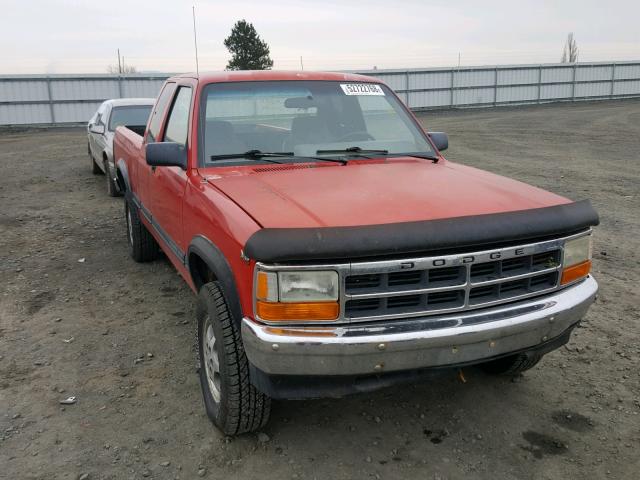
[
  {"xmin": 256, "ymin": 271, "xmax": 269, "ymax": 300},
  {"xmin": 256, "ymin": 301, "xmax": 339, "ymax": 321},
  {"xmin": 561, "ymin": 260, "xmax": 591, "ymax": 285}
]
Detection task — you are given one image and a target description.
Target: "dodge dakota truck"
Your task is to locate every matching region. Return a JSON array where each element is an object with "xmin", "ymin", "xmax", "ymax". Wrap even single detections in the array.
[{"xmin": 113, "ymin": 71, "xmax": 599, "ymax": 435}]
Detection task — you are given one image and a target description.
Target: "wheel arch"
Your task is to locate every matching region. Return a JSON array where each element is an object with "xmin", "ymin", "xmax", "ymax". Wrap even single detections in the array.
[
  {"xmin": 116, "ymin": 158, "xmax": 130, "ymax": 194},
  {"xmin": 187, "ymin": 235, "xmax": 244, "ymax": 326}
]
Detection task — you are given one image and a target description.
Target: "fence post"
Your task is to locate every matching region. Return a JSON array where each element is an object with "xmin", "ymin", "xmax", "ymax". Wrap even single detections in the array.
[
  {"xmin": 450, "ymin": 69, "xmax": 455, "ymax": 107},
  {"xmin": 493, "ymin": 67, "xmax": 498, "ymax": 106},
  {"xmin": 571, "ymin": 63, "xmax": 577, "ymax": 101},
  {"xmin": 404, "ymin": 71, "xmax": 410, "ymax": 107},
  {"xmin": 537, "ymin": 65, "xmax": 542, "ymax": 104},
  {"xmin": 45, "ymin": 77, "xmax": 55, "ymax": 124},
  {"xmin": 610, "ymin": 63, "xmax": 616, "ymax": 98}
]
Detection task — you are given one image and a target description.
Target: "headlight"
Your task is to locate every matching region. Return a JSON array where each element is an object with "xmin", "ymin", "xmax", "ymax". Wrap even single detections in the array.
[
  {"xmin": 255, "ymin": 270, "xmax": 339, "ymax": 322},
  {"xmin": 278, "ymin": 271, "xmax": 339, "ymax": 302},
  {"xmin": 561, "ymin": 235, "xmax": 592, "ymax": 285}
]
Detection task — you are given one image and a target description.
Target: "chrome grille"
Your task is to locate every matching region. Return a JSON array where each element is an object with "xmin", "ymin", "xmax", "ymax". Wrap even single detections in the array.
[{"xmin": 344, "ymin": 240, "xmax": 564, "ymax": 321}]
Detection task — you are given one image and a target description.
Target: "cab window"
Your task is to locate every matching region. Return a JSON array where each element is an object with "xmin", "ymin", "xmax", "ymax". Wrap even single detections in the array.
[
  {"xmin": 163, "ymin": 87, "xmax": 193, "ymax": 145},
  {"xmin": 147, "ymin": 82, "xmax": 176, "ymax": 142}
]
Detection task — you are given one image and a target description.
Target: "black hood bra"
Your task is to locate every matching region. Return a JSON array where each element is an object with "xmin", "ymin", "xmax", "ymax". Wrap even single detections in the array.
[{"xmin": 244, "ymin": 200, "xmax": 600, "ymax": 263}]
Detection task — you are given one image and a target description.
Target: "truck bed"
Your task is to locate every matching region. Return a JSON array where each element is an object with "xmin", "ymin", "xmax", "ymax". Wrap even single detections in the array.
[
  {"xmin": 114, "ymin": 124, "xmax": 144, "ymax": 149},
  {"xmin": 124, "ymin": 124, "xmax": 146, "ymax": 137},
  {"xmin": 113, "ymin": 125, "xmax": 144, "ymax": 180}
]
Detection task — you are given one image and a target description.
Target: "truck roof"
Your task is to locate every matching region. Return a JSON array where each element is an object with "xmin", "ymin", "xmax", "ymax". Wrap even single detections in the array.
[
  {"xmin": 103, "ymin": 98, "xmax": 156, "ymax": 107},
  {"xmin": 169, "ymin": 70, "xmax": 382, "ymax": 84}
]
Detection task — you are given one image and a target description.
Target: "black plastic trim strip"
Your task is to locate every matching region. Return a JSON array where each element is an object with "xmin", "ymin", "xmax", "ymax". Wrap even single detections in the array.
[
  {"xmin": 187, "ymin": 235, "xmax": 244, "ymax": 326},
  {"xmin": 116, "ymin": 158, "xmax": 130, "ymax": 193},
  {"xmin": 244, "ymin": 200, "xmax": 599, "ymax": 263}
]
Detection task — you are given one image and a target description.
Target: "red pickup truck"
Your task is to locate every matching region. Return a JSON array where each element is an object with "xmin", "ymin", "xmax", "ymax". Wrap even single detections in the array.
[{"xmin": 113, "ymin": 71, "xmax": 599, "ymax": 435}]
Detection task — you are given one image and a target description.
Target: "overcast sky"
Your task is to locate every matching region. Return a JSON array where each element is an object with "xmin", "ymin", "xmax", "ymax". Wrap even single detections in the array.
[{"xmin": 1, "ymin": 0, "xmax": 638, "ymax": 74}]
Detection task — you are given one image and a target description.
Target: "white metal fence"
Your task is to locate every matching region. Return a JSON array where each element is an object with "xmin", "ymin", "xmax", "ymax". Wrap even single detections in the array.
[
  {"xmin": 1, "ymin": 61, "xmax": 639, "ymax": 125},
  {"xmin": 359, "ymin": 61, "xmax": 640, "ymax": 109},
  {"xmin": 0, "ymin": 74, "xmax": 169, "ymax": 126}
]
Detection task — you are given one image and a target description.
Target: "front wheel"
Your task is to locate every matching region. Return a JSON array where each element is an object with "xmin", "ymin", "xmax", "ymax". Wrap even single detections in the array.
[{"xmin": 197, "ymin": 282, "xmax": 271, "ymax": 435}]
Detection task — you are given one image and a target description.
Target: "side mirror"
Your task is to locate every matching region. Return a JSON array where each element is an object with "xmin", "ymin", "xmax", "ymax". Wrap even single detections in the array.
[
  {"xmin": 146, "ymin": 142, "xmax": 187, "ymax": 170},
  {"xmin": 90, "ymin": 124, "xmax": 105, "ymax": 135},
  {"xmin": 428, "ymin": 132, "xmax": 448, "ymax": 152}
]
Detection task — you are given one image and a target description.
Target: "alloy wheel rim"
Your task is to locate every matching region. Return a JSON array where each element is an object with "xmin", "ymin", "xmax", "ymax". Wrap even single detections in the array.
[{"xmin": 202, "ymin": 315, "xmax": 222, "ymax": 403}]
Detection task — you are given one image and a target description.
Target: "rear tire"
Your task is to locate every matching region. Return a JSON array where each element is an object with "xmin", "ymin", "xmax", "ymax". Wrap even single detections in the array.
[
  {"xmin": 125, "ymin": 199, "xmax": 158, "ymax": 262},
  {"xmin": 480, "ymin": 351, "xmax": 543, "ymax": 375},
  {"xmin": 197, "ymin": 282, "xmax": 271, "ymax": 435}
]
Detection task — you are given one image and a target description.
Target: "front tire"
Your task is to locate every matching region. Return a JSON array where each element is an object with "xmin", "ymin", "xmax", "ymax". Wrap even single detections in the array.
[
  {"xmin": 197, "ymin": 282, "xmax": 271, "ymax": 435},
  {"xmin": 125, "ymin": 200, "xmax": 158, "ymax": 262}
]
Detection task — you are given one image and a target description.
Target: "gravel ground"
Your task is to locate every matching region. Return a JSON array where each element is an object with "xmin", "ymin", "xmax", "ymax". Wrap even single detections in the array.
[{"xmin": 1, "ymin": 99, "xmax": 639, "ymax": 480}]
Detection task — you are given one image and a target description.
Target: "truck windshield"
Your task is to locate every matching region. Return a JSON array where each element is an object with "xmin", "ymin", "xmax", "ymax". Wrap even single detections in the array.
[
  {"xmin": 109, "ymin": 105, "xmax": 153, "ymax": 132},
  {"xmin": 200, "ymin": 81, "xmax": 435, "ymax": 165}
]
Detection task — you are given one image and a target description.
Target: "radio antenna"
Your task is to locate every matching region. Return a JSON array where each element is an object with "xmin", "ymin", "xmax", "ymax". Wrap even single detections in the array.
[{"xmin": 192, "ymin": 6, "xmax": 200, "ymax": 76}]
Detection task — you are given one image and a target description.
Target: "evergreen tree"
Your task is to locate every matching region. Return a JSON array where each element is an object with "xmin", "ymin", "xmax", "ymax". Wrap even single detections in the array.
[{"xmin": 224, "ymin": 20, "xmax": 274, "ymax": 70}]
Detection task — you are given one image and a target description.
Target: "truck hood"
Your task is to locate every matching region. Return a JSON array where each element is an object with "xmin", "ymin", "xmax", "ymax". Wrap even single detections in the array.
[{"xmin": 200, "ymin": 158, "xmax": 571, "ymax": 228}]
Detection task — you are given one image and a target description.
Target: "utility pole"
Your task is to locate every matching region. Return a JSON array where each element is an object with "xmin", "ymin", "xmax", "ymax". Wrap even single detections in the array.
[
  {"xmin": 117, "ymin": 48, "xmax": 122, "ymax": 74},
  {"xmin": 300, "ymin": 56, "xmax": 304, "ymax": 71}
]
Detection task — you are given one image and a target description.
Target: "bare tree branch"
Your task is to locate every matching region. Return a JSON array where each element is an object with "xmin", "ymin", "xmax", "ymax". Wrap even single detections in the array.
[
  {"xmin": 561, "ymin": 33, "xmax": 579, "ymax": 63},
  {"xmin": 106, "ymin": 64, "xmax": 137, "ymax": 74}
]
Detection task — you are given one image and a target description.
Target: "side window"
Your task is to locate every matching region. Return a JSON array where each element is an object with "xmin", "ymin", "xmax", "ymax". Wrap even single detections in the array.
[
  {"xmin": 147, "ymin": 82, "xmax": 176, "ymax": 142},
  {"xmin": 163, "ymin": 87, "xmax": 193, "ymax": 145}
]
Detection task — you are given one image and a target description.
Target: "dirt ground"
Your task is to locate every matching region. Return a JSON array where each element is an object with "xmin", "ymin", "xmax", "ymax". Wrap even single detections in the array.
[{"xmin": 1, "ymin": 99, "xmax": 639, "ymax": 480}]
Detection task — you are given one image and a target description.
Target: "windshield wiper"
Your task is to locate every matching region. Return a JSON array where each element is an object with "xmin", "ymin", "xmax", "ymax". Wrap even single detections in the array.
[
  {"xmin": 316, "ymin": 146, "xmax": 389, "ymax": 156},
  {"xmin": 210, "ymin": 150, "xmax": 294, "ymax": 163},
  {"xmin": 210, "ymin": 149, "xmax": 348, "ymax": 165},
  {"xmin": 389, "ymin": 152, "xmax": 440, "ymax": 163},
  {"xmin": 316, "ymin": 147, "xmax": 439, "ymax": 163}
]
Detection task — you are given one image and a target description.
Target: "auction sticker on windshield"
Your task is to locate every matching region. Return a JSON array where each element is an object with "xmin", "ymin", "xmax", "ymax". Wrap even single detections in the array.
[{"xmin": 340, "ymin": 84, "xmax": 385, "ymax": 96}]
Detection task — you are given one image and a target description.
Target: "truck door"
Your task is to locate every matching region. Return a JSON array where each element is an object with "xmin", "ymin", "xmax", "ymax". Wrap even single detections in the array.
[
  {"xmin": 148, "ymin": 84, "xmax": 193, "ymax": 260},
  {"xmin": 138, "ymin": 82, "xmax": 176, "ymax": 208}
]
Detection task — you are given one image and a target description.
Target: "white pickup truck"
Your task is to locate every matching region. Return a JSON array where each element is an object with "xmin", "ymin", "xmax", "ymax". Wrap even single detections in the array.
[{"xmin": 87, "ymin": 98, "xmax": 154, "ymax": 196}]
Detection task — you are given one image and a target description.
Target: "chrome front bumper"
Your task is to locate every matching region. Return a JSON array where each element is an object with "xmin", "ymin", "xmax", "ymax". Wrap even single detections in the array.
[{"xmin": 241, "ymin": 276, "xmax": 597, "ymax": 376}]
